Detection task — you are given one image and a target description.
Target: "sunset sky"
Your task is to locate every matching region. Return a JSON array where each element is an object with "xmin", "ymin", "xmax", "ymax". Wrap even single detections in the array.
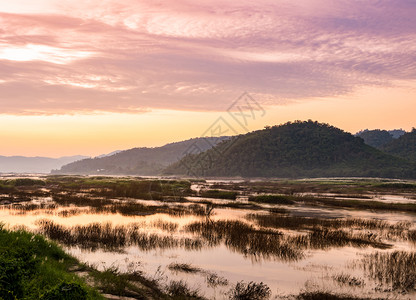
[{"xmin": 0, "ymin": 0, "xmax": 415, "ymax": 157}]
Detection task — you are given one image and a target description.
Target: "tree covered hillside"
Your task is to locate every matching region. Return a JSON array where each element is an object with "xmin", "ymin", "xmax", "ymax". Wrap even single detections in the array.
[
  {"xmin": 356, "ymin": 129, "xmax": 394, "ymax": 148},
  {"xmin": 382, "ymin": 129, "xmax": 416, "ymax": 162},
  {"xmin": 54, "ymin": 136, "xmax": 229, "ymax": 175},
  {"xmin": 356, "ymin": 129, "xmax": 406, "ymax": 149},
  {"xmin": 164, "ymin": 121, "xmax": 415, "ymax": 178}
]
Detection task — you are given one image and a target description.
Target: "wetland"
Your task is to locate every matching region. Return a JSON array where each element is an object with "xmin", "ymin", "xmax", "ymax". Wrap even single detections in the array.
[{"xmin": 1, "ymin": 175, "xmax": 416, "ymax": 299}]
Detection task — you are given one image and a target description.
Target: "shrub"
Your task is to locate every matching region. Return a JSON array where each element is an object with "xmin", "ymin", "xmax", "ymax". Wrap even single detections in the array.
[{"xmin": 228, "ymin": 281, "xmax": 271, "ymax": 300}]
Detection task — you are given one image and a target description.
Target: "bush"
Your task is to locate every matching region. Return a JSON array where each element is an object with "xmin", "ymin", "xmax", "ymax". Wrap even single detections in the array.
[
  {"xmin": 10, "ymin": 178, "xmax": 46, "ymax": 187},
  {"xmin": 200, "ymin": 190, "xmax": 237, "ymax": 200},
  {"xmin": 228, "ymin": 281, "xmax": 271, "ymax": 300},
  {"xmin": 166, "ymin": 280, "xmax": 203, "ymax": 298}
]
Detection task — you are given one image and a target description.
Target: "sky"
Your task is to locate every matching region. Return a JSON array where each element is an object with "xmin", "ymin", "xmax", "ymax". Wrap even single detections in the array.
[{"xmin": 0, "ymin": 0, "xmax": 415, "ymax": 157}]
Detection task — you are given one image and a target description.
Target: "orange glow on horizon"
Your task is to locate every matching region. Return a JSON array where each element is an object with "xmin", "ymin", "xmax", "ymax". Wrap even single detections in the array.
[
  {"xmin": 1, "ymin": 1, "xmax": 415, "ymax": 157},
  {"xmin": 0, "ymin": 83, "xmax": 415, "ymax": 158}
]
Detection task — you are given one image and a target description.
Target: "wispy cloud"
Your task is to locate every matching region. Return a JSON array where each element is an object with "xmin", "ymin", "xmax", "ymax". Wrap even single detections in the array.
[{"xmin": 0, "ymin": 0, "xmax": 415, "ymax": 114}]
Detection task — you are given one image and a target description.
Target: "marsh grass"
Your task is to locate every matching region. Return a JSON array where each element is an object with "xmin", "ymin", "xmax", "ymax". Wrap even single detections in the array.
[
  {"xmin": 52, "ymin": 193, "xmax": 207, "ymax": 217},
  {"xmin": 168, "ymin": 263, "xmax": 202, "ymax": 274},
  {"xmin": 239, "ymin": 191, "xmax": 416, "ymax": 213},
  {"xmin": 333, "ymin": 274, "xmax": 365, "ymax": 287},
  {"xmin": 8, "ymin": 176, "xmax": 416, "ymax": 217},
  {"xmin": 58, "ymin": 208, "xmax": 86, "ymax": 217},
  {"xmin": 47, "ymin": 177, "xmax": 194, "ymax": 200},
  {"xmin": 407, "ymin": 230, "xmax": 416, "ymax": 242},
  {"xmin": 205, "ymin": 273, "xmax": 229, "ymax": 288},
  {"xmin": 374, "ymin": 182, "xmax": 416, "ymax": 190},
  {"xmin": 88, "ymin": 264, "xmax": 172, "ymax": 299},
  {"xmin": 199, "ymin": 189, "xmax": 238, "ymax": 200},
  {"xmin": 295, "ymin": 292, "xmax": 375, "ymax": 300},
  {"xmin": 186, "ymin": 219, "xmax": 391, "ymax": 261},
  {"xmin": 168, "ymin": 263, "xmax": 229, "ymax": 291},
  {"xmin": 298, "ymin": 196, "xmax": 416, "ymax": 213},
  {"xmin": 268, "ymin": 207, "xmax": 289, "ymax": 214},
  {"xmin": 166, "ymin": 280, "xmax": 206, "ymax": 299},
  {"xmin": 228, "ymin": 281, "xmax": 271, "ymax": 300},
  {"xmin": 37, "ymin": 220, "xmax": 203, "ymax": 251},
  {"xmin": 331, "ymin": 194, "xmax": 373, "ymax": 199},
  {"xmin": 210, "ymin": 181, "xmax": 416, "ymax": 212},
  {"xmin": 248, "ymin": 194, "xmax": 295, "ymax": 205},
  {"xmin": 185, "ymin": 220, "xmax": 303, "ymax": 261},
  {"xmin": 0, "ymin": 194, "xmax": 32, "ymax": 204},
  {"xmin": 248, "ymin": 213, "xmax": 412, "ymax": 247},
  {"xmin": 248, "ymin": 214, "xmax": 411, "ymax": 232},
  {"xmin": 91, "ymin": 266, "xmax": 130, "ymax": 296},
  {"xmin": 52, "ymin": 193, "xmax": 113, "ymax": 207},
  {"xmin": 152, "ymin": 220, "xmax": 179, "ymax": 233},
  {"xmin": 188, "ymin": 198, "xmax": 263, "ymax": 211},
  {"xmin": 362, "ymin": 251, "xmax": 416, "ymax": 292},
  {"xmin": 6, "ymin": 202, "xmax": 57, "ymax": 212},
  {"xmin": 288, "ymin": 229, "xmax": 391, "ymax": 250}
]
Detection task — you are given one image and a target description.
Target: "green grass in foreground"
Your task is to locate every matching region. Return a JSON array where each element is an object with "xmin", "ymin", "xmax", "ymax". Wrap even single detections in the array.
[{"xmin": 0, "ymin": 224, "xmax": 103, "ymax": 300}]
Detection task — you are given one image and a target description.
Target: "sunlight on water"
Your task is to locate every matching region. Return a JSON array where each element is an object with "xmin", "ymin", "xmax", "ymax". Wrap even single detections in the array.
[{"xmin": 1, "ymin": 176, "xmax": 416, "ymax": 299}]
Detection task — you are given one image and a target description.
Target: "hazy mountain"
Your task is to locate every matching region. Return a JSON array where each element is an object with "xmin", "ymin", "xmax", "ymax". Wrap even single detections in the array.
[
  {"xmin": 0, "ymin": 155, "xmax": 87, "ymax": 174},
  {"xmin": 53, "ymin": 136, "xmax": 230, "ymax": 175},
  {"xmin": 388, "ymin": 129, "xmax": 406, "ymax": 139},
  {"xmin": 96, "ymin": 150, "xmax": 122, "ymax": 158},
  {"xmin": 356, "ymin": 129, "xmax": 406, "ymax": 149},
  {"xmin": 165, "ymin": 121, "xmax": 415, "ymax": 179},
  {"xmin": 381, "ymin": 129, "xmax": 416, "ymax": 162}
]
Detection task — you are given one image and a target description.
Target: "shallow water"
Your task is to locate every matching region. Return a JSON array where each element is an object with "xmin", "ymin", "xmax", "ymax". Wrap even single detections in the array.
[{"xmin": 1, "ymin": 178, "xmax": 416, "ymax": 299}]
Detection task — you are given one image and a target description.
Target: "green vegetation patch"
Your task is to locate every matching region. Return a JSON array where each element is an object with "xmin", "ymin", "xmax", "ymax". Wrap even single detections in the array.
[
  {"xmin": 46, "ymin": 177, "xmax": 193, "ymax": 200},
  {"xmin": 0, "ymin": 224, "xmax": 102, "ymax": 300},
  {"xmin": 0, "ymin": 178, "xmax": 46, "ymax": 187},
  {"xmin": 200, "ymin": 189, "xmax": 238, "ymax": 200}
]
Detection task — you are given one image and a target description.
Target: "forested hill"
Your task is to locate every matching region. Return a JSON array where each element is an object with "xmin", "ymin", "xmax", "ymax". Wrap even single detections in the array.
[
  {"xmin": 53, "ymin": 136, "xmax": 229, "ymax": 175},
  {"xmin": 381, "ymin": 129, "xmax": 416, "ymax": 162},
  {"xmin": 164, "ymin": 121, "xmax": 416, "ymax": 178}
]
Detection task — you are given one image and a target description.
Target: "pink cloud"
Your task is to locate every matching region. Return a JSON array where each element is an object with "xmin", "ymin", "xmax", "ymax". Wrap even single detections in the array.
[{"xmin": 0, "ymin": 0, "xmax": 415, "ymax": 115}]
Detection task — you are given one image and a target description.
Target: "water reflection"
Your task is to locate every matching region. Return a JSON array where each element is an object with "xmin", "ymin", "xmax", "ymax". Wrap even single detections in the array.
[{"xmin": 2, "ymin": 176, "xmax": 416, "ymax": 299}]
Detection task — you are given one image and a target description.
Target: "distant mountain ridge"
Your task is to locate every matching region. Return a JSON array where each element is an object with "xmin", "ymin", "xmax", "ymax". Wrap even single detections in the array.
[
  {"xmin": 356, "ymin": 129, "xmax": 406, "ymax": 148},
  {"xmin": 53, "ymin": 136, "xmax": 230, "ymax": 175},
  {"xmin": 388, "ymin": 129, "xmax": 407, "ymax": 139},
  {"xmin": 96, "ymin": 150, "xmax": 122, "ymax": 158},
  {"xmin": 0, "ymin": 155, "xmax": 87, "ymax": 174},
  {"xmin": 381, "ymin": 129, "xmax": 416, "ymax": 162},
  {"xmin": 165, "ymin": 121, "xmax": 416, "ymax": 179},
  {"xmin": 16, "ymin": 122, "xmax": 416, "ymax": 178}
]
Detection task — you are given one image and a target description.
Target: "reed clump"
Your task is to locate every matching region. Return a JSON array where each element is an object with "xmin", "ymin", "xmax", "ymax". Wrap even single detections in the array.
[
  {"xmin": 362, "ymin": 251, "xmax": 416, "ymax": 292},
  {"xmin": 37, "ymin": 220, "xmax": 203, "ymax": 251}
]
